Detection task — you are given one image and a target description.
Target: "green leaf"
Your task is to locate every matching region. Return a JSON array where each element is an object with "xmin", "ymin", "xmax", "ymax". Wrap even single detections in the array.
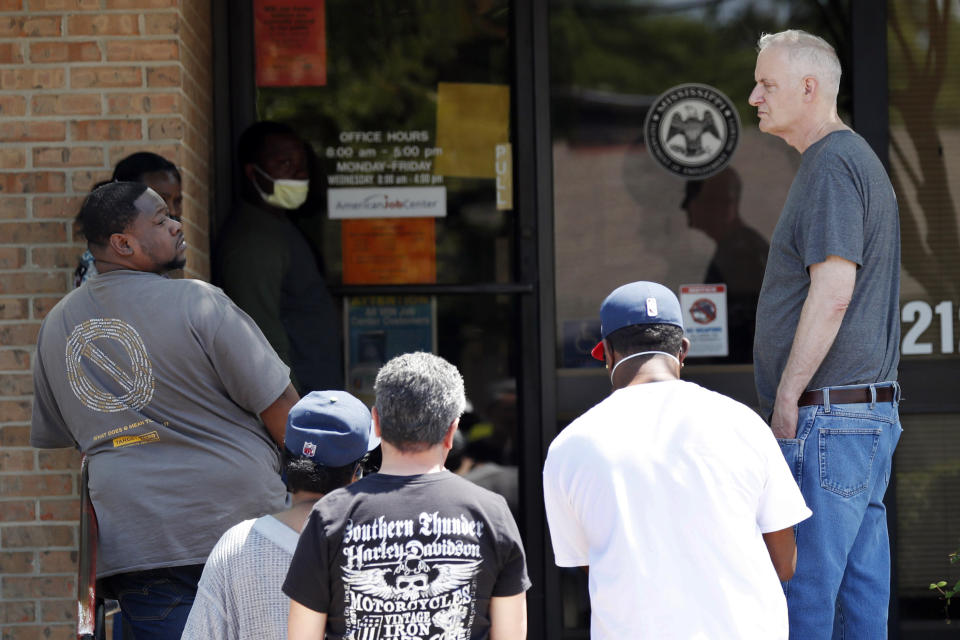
[{"xmin": 939, "ymin": 581, "xmax": 949, "ymax": 588}]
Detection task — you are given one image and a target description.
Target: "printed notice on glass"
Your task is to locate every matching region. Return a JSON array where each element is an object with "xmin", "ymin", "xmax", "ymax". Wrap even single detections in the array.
[
  {"xmin": 680, "ymin": 284, "xmax": 728, "ymax": 357},
  {"xmin": 341, "ymin": 218, "xmax": 436, "ymax": 285},
  {"xmin": 344, "ymin": 295, "xmax": 436, "ymax": 406},
  {"xmin": 328, "ymin": 186, "xmax": 446, "ymax": 219},
  {"xmin": 254, "ymin": 0, "xmax": 326, "ymax": 87}
]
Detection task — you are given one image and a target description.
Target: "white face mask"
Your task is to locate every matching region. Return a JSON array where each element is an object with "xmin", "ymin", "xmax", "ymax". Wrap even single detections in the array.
[
  {"xmin": 253, "ymin": 165, "xmax": 309, "ymax": 210},
  {"xmin": 609, "ymin": 350, "xmax": 681, "ymax": 384}
]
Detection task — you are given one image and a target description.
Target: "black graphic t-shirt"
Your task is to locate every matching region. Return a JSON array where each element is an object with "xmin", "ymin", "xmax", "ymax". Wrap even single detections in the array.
[{"xmin": 283, "ymin": 471, "xmax": 531, "ymax": 640}]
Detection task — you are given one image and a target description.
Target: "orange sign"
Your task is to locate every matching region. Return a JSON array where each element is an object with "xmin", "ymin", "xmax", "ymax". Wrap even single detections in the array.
[
  {"xmin": 254, "ymin": 0, "xmax": 327, "ymax": 87},
  {"xmin": 342, "ymin": 218, "xmax": 436, "ymax": 284}
]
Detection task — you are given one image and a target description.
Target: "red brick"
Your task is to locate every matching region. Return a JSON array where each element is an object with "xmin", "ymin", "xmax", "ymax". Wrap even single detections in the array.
[
  {"xmin": 0, "ymin": 95, "xmax": 27, "ymax": 117},
  {"xmin": 71, "ymin": 119, "xmax": 142, "ymax": 141},
  {"xmin": 0, "ymin": 173, "xmax": 65, "ymax": 194},
  {"xmin": 145, "ymin": 12, "xmax": 178, "ymax": 35},
  {"xmin": 40, "ymin": 599, "xmax": 75, "ymax": 623},
  {"xmin": 33, "ymin": 146, "xmax": 104, "ymax": 168},
  {"xmin": 0, "ymin": 374, "xmax": 33, "ymax": 396},
  {"xmin": 0, "ymin": 449, "xmax": 33, "ymax": 471},
  {"xmin": 37, "ymin": 450, "xmax": 80, "ymax": 471},
  {"xmin": 0, "ymin": 408, "xmax": 32, "ymax": 429},
  {"xmin": 0, "ymin": 474, "xmax": 73, "ymax": 499},
  {"xmin": 32, "ymin": 196, "xmax": 83, "ymax": 220},
  {"xmin": 0, "ymin": 247, "xmax": 25, "ymax": 268},
  {"xmin": 30, "ymin": 0, "xmax": 99, "ymax": 9},
  {"xmin": 107, "ymin": 0, "xmax": 176, "ymax": 6},
  {"xmin": 30, "ymin": 40, "xmax": 100, "ymax": 63},
  {"xmin": 70, "ymin": 65, "xmax": 141, "ymax": 89},
  {"xmin": 0, "ymin": 298, "xmax": 29, "ymax": 320},
  {"xmin": 109, "ymin": 144, "xmax": 180, "ymax": 166},
  {"xmin": 148, "ymin": 117, "xmax": 183, "ymax": 140},
  {"xmin": 68, "ymin": 14, "xmax": 139, "ymax": 36},
  {"xmin": 0, "ymin": 271, "xmax": 66, "ymax": 295},
  {"xmin": 0, "ymin": 67, "xmax": 65, "ymax": 90},
  {"xmin": 107, "ymin": 39, "xmax": 178, "ymax": 62},
  {"xmin": 0, "ymin": 221, "xmax": 68, "ymax": 244},
  {"xmin": 33, "ymin": 296, "xmax": 65, "ymax": 319},
  {"xmin": 0, "ymin": 551, "xmax": 34, "ymax": 575},
  {"xmin": 0, "ymin": 148, "xmax": 26, "ymax": 169},
  {"xmin": 72, "ymin": 170, "xmax": 113, "ymax": 192},
  {"xmin": 38, "ymin": 498, "xmax": 78, "ymax": 522},
  {"xmin": 147, "ymin": 65, "xmax": 180, "ymax": 87},
  {"xmin": 0, "ymin": 42, "xmax": 23, "ymax": 64},
  {"xmin": 107, "ymin": 91, "xmax": 179, "ymax": 115},
  {"xmin": 0, "ymin": 501, "xmax": 34, "ymax": 523},
  {"xmin": 0, "ymin": 322, "xmax": 43, "ymax": 347},
  {"xmin": 0, "ymin": 198, "xmax": 27, "ymax": 220},
  {"xmin": 0, "ymin": 349, "xmax": 30, "ymax": 370},
  {"xmin": 0, "ymin": 599, "xmax": 36, "ymax": 624},
  {"xmin": 1, "ymin": 525, "xmax": 75, "ymax": 549},
  {"xmin": 0, "ymin": 121, "xmax": 66, "ymax": 142},
  {"xmin": 0, "ymin": 0, "xmax": 22, "ymax": 11},
  {"xmin": 1, "ymin": 575, "xmax": 74, "ymax": 599},
  {"xmin": 38, "ymin": 551, "xmax": 77, "ymax": 575},
  {"xmin": 1, "ymin": 623, "xmax": 75, "ymax": 640},
  {"xmin": 0, "ymin": 16, "xmax": 61, "ymax": 38},
  {"xmin": 30, "ymin": 246, "xmax": 84, "ymax": 269}
]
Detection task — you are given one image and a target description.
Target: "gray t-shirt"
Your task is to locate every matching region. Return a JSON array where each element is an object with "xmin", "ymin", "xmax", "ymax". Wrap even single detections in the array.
[
  {"xmin": 31, "ymin": 270, "xmax": 291, "ymax": 577},
  {"xmin": 283, "ymin": 471, "xmax": 531, "ymax": 640},
  {"xmin": 754, "ymin": 130, "xmax": 900, "ymax": 418}
]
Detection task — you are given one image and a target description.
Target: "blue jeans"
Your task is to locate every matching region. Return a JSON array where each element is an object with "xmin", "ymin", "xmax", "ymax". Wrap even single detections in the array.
[
  {"xmin": 100, "ymin": 564, "xmax": 203, "ymax": 639},
  {"xmin": 777, "ymin": 383, "xmax": 902, "ymax": 639}
]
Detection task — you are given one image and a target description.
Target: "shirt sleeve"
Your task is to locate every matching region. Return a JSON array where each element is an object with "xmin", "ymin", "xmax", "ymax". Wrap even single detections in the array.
[
  {"xmin": 491, "ymin": 496, "xmax": 532, "ymax": 597},
  {"xmin": 29, "ymin": 345, "xmax": 77, "ymax": 449},
  {"xmin": 206, "ymin": 291, "xmax": 292, "ymax": 415},
  {"xmin": 542, "ymin": 450, "xmax": 591, "ymax": 567},
  {"xmin": 797, "ymin": 148, "xmax": 865, "ymax": 269},
  {"xmin": 180, "ymin": 569, "xmax": 230, "ymax": 640},
  {"xmin": 282, "ymin": 509, "xmax": 332, "ymax": 613},
  {"xmin": 756, "ymin": 433, "xmax": 813, "ymax": 533}
]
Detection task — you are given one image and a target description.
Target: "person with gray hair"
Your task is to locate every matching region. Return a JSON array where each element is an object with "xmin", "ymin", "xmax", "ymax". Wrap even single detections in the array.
[
  {"xmin": 749, "ymin": 29, "xmax": 902, "ymax": 638},
  {"xmin": 283, "ymin": 352, "xmax": 531, "ymax": 640}
]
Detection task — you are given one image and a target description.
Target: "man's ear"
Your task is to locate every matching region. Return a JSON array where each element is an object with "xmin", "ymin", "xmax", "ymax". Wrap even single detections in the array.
[
  {"xmin": 679, "ymin": 336, "xmax": 691, "ymax": 366},
  {"xmin": 108, "ymin": 232, "xmax": 135, "ymax": 257},
  {"xmin": 802, "ymin": 75, "xmax": 817, "ymax": 101},
  {"xmin": 371, "ymin": 407, "xmax": 382, "ymax": 439},
  {"xmin": 243, "ymin": 162, "xmax": 257, "ymax": 184},
  {"xmin": 442, "ymin": 417, "xmax": 460, "ymax": 451}
]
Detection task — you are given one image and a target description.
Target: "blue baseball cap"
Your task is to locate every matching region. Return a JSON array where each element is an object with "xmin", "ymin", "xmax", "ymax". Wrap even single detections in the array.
[
  {"xmin": 591, "ymin": 281, "xmax": 684, "ymax": 360},
  {"xmin": 284, "ymin": 391, "xmax": 379, "ymax": 467}
]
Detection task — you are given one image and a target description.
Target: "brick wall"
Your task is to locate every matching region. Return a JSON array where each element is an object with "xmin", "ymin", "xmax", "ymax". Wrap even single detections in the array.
[{"xmin": 0, "ymin": 0, "xmax": 214, "ymax": 636}]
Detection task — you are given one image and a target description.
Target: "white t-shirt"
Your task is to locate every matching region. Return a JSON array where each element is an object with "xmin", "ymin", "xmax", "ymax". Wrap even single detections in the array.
[
  {"xmin": 181, "ymin": 515, "xmax": 299, "ymax": 640},
  {"xmin": 543, "ymin": 380, "xmax": 811, "ymax": 639}
]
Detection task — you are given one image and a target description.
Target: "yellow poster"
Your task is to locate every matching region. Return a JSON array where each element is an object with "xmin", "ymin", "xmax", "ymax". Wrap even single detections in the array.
[{"xmin": 434, "ymin": 82, "xmax": 509, "ymax": 178}]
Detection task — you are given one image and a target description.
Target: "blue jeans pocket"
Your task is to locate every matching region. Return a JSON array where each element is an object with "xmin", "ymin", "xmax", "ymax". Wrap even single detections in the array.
[
  {"xmin": 113, "ymin": 577, "xmax": 185, "ymax": 622},
  {"xmin": 777, "ymin": 438, "xmax": 801, "ymax": 484},
  {"xmin": 818, "ymin": 425, "xmax": 881, "ymax": 498}
]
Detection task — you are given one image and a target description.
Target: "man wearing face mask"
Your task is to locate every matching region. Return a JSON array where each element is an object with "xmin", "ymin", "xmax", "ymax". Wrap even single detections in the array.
[
  {"xmin": 216, "ymin": 121, "xmax": 343, "ymax": 392},
  {"xmin": 542, "ymin": 281, "xmax": 811, "ymax": 639}
]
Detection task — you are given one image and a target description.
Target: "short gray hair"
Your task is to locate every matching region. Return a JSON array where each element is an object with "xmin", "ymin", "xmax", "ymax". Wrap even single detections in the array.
[
  {"xmin": 374, "ymin": 352, "xmax": 466, "ymax": 452},
  {"xmin": 758, "ymin": 29, "xmax": 841, "ymax": 98}
]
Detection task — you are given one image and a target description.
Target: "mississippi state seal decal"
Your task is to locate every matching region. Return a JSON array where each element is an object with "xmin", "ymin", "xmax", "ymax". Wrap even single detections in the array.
[{"xmin": 644, "ymin": 83, "xmax": 740, "ymax": 178}]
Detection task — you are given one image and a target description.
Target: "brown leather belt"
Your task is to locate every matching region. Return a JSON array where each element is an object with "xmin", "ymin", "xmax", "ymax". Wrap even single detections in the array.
[{"xmin": 797, "ymin": 386, "xmax": 896, "ymax": 407}]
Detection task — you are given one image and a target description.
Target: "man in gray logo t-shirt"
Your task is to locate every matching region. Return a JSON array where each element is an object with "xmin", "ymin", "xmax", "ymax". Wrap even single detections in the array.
[
  {"xmin": 749, "ymin": 30, "xmax": 902, "ymax": 639},
  {"xmin": 31, "ymin": 182, "xmax": 299, "ymax": 639}
]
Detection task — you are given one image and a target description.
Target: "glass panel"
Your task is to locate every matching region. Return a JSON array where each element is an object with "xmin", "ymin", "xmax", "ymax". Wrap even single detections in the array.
[
  {"xmin": 888, "ymin": 4, "xmax": 960, "ymax": 636},
  {"xmin": 255, "ymin": 0, "xmax": 515, "ymax": 286},
  {"xmin": 548, "ymin": 2, "xmax": 850, "ymax": 634},
  {"xmin": 894, "ymin": 413, "xmax": 960, "ymax": 636}
]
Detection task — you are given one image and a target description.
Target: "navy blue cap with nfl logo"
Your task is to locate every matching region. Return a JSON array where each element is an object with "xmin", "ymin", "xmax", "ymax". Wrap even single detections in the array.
[
  {"xmin": 591, "ymin": 281, "xmax": 685, "ymax": 360},
  {"xmin": 285, "ymin": 390, "xmax": 380, "ymax": 468}
]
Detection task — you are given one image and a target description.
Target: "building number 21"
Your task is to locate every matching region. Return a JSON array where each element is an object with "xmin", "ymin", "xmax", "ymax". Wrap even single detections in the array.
[{"xmin": 901, "ymin": 300, "xmax": 957, "ymax": 355}]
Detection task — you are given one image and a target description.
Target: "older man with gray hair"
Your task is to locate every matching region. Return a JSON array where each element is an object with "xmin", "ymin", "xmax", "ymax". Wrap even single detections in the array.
[
  {"xmin": 283, "ymin": 352, "xmax": 531, "ymax": 640},
  {"xmin": 750, "ymin": 29, "xmax": 902, "ymax": 638}
]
